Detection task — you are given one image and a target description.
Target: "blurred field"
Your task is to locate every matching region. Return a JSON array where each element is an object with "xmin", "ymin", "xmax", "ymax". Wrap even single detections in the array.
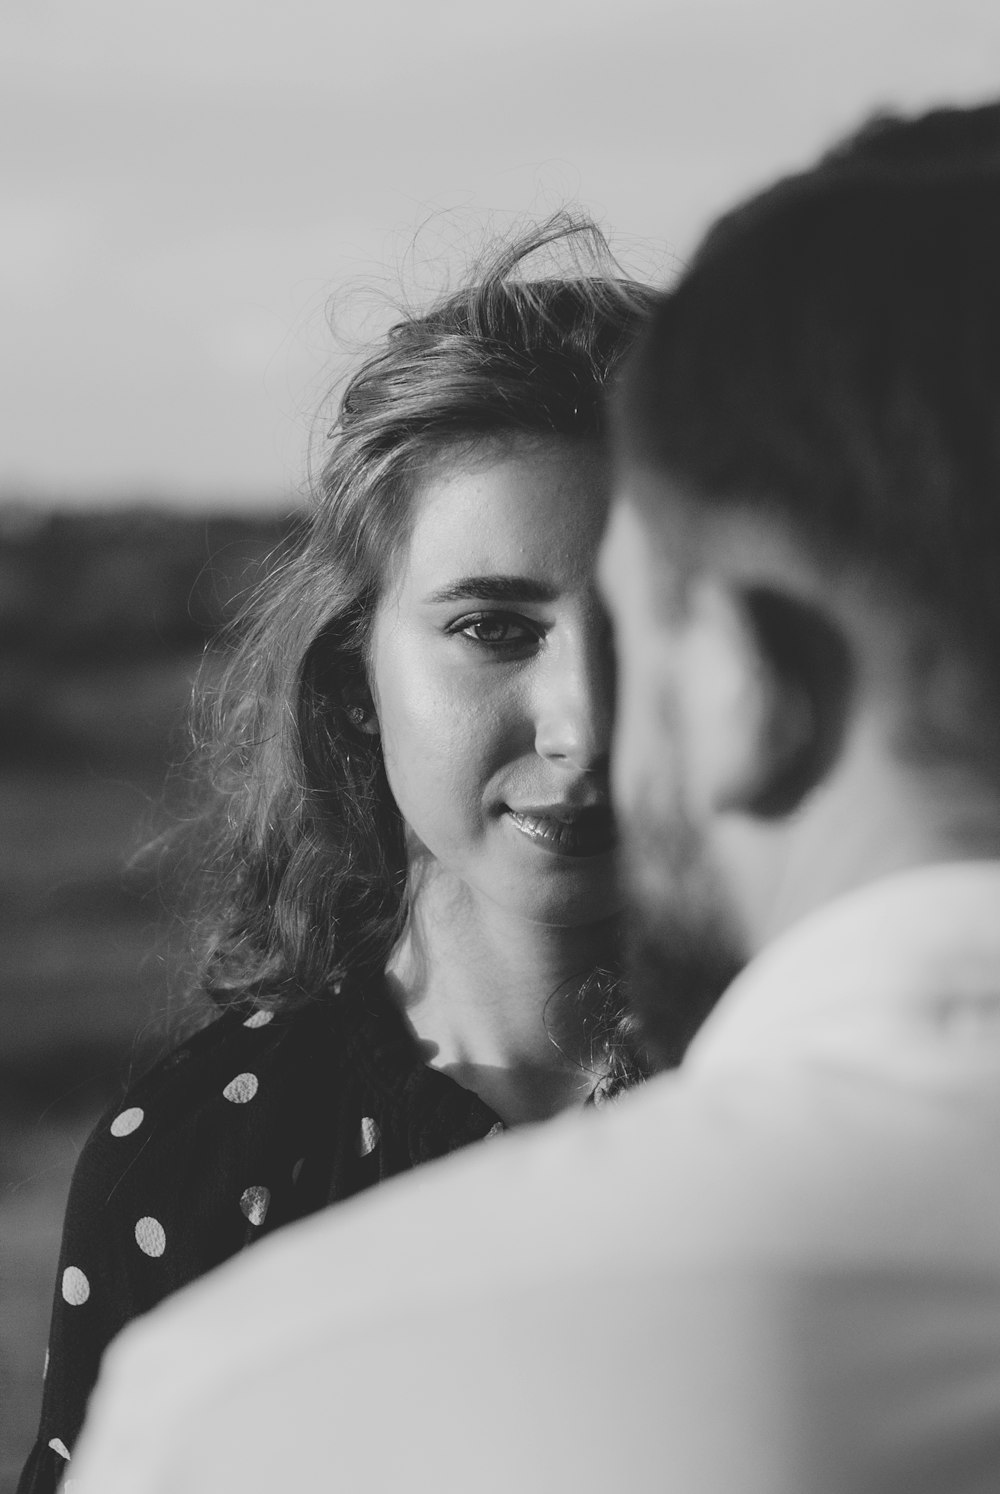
[{"xmin": 0, "ymin": 506, "xmax": 294, "ymax": 1489}]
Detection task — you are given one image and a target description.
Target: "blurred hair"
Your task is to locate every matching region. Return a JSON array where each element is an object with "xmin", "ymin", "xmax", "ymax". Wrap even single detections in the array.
[
  {"xmin": 181, "ymin": 213, "xmax": 655, "ymax": 1087},
  {"xmin": 616, "ymin": 100, "xmax": 1000, "ymax": 763}
]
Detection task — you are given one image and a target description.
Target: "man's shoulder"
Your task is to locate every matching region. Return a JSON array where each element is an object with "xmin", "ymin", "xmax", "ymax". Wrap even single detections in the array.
[
  {"xmin": 92, "ymin": 1038, "xmax": 1000, "ymax": 1320},
  {"xmin": 73, "ymin": 1060, "xmax": 1000, "ymax": 1494},
  {"xmin": 81, "ymin": 1050, "xmax": 955, "ymax": 1356}
]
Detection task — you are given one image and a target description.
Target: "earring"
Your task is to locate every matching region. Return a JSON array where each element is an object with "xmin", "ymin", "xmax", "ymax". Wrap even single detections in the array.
[{"xmin": 347, "ymin": 705, "xmax": 366, "ymax": 726}]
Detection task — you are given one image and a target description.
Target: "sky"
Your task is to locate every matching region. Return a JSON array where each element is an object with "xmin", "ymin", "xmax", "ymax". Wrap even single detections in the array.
[{"xmin": 2, "ymin": 0, "xmax": 998, "ymax": 509}]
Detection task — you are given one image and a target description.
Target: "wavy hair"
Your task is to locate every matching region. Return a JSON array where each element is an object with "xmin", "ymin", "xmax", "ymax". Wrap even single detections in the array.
[{"xmin": 182, "ymin": 215, "xmax": 655, "ymax": 1085}]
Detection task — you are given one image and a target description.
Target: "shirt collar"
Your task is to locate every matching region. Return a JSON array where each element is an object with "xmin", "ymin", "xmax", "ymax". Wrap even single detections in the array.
[{"xmin": 684, "ymin": 860, "xmax": 1000, "ymax": 1075}]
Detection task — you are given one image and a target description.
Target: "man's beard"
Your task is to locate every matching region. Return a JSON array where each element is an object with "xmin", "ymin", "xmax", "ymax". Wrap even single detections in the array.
[{"xmin": 621, "ymin": 795, "xmax": 747, "ymax": 1072}]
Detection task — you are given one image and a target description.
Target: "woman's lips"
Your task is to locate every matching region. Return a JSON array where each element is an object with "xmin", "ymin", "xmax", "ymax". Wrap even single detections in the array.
[{"xmin": 504, "ymin": 806, "xmax": 616, "ymax": 858}]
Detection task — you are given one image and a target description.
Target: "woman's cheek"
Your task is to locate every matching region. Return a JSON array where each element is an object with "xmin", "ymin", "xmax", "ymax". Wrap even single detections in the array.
[{"xmin": 378, "ymin": 672, "xmax": 489, "ymax": 839}]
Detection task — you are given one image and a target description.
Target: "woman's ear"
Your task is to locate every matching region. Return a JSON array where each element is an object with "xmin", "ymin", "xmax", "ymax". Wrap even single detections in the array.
[
  {"xmin": 678, "ymin": 581, "xmax": 852, "ymax": 820},
  {"xmin": 344, "ymin": 693, "xmax": 381, "ymax": 736}
]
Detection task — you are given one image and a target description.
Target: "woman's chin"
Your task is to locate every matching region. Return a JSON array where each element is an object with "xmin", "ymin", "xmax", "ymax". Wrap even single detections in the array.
[
  {"xmin": 406, "ymin": 822, "xmax": 624, "ymax": 928},
  {"xmin": 487, "ymin": 854, "xmax": 625, "ymax": 929}
]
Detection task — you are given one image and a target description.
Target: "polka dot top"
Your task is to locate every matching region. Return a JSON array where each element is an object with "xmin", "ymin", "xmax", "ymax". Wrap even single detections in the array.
[{"xmin": 17, "ymin": 976, "xmax": 505, "ymax": 1494}]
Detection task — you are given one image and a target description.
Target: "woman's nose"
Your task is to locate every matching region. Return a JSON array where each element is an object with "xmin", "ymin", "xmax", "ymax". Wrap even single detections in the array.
[{"xmin": 533, "ymin": 623, "xmax": 614, "ymax": 773}]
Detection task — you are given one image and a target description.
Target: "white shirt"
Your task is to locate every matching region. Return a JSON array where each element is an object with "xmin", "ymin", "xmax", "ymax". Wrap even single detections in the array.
[{"xmin": 70, "ymin": 862, "xmax": 1000, "ymax": 1494}]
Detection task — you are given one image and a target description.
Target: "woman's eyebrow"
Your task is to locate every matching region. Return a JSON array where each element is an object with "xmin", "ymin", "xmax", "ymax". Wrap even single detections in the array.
[{"xmin": 423, "ymin": 575, "xmax": 558, "ymax": 605}]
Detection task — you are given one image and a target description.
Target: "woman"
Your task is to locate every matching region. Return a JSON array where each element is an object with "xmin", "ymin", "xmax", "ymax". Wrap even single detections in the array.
[{"xmin": 20, "ymin": 216, "xmax": 655, "ymax": 1492}]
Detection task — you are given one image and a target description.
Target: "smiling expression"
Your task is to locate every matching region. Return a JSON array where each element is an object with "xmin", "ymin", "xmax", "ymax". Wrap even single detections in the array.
[{"xmin": 367, "ymin": 434, "xmax": 622, "ymax": 929}]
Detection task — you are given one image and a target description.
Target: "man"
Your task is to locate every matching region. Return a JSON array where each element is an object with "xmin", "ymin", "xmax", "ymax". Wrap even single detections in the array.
[{"xmin": 71, "ymin": 103, "xmax": 1000, "ymax": 1493}]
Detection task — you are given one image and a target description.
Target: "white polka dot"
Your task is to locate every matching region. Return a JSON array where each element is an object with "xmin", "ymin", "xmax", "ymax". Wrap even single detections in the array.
[
  {"xmin": 240, "ymin": 1185, "xmax": 271, "ymax": 1226},
  {"xmin": 48, "ymin": 1437, "xmax": 70, "ymax": 1460},
  {"xmin": 61, "ymin": 1267, "xmax": 90, "ymax": 1306},
  {"xmin": 485, "ymin": 1122, "xmax": 505, "ymax": 1139},
  {"xmin": 358, "ymin": 1116, "xmax": 380, "ymax": 1156},
  {"xmin": 223, "ymin": 1071, "xmax": 259, "ymax": 1104},
  {"xmin": 243, "ymin": 1009, "xmax": 273, "ymax": 1029},
  {"xmin": 135, "ymin": 1216, "xmax": 166, "ymax": 1257},
  {"xmin": 291, "ymin": 1157, "xmax": 305, "ymax": 1184},
  {"xmin": 109, "ymin": 1106, "xmax": 144, "ymax": 1137}
]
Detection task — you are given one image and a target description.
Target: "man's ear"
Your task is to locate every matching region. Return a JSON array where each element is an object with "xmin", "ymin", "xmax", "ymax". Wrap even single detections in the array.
[
  {"xmin": 741, "ymin": 587, "xmax": 853, "ymax": 816},
  {"xmin": 679, "ymin": 581, "xmax": 852, "ymax": 819}
]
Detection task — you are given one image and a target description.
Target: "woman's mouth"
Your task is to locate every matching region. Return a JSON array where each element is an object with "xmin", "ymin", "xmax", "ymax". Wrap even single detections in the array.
[{"xmin": 504, "ymin": 806, "xmax": 616, "ymax": 858}]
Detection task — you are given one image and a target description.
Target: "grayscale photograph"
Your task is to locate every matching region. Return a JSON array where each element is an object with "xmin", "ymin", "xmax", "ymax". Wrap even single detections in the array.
[{"xmin": 2, "ymin": 2, "xmax": 999, "ymax": 1489}]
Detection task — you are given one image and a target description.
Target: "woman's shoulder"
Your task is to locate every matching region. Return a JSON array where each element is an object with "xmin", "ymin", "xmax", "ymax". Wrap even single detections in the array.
[
  {"xmin": 104, "ymin": 998, "xmax": 339, "ymax": 1123},
  {"xmin": 24, "ymin": 995, "xmax": 360, "ymax": 1488},
  {"xmin": 127, "ymin": 996, "xmax": 340, "ymax": 1105},
  {"xmin": 66, "ymin": 998, "xmax": 346, "ymax": 1228}
]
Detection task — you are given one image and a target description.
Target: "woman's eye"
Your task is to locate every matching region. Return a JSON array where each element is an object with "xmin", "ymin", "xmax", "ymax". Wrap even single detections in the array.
[{"xmin": 455, "ymin": 614, "xmax": 538, "ymax": 648}]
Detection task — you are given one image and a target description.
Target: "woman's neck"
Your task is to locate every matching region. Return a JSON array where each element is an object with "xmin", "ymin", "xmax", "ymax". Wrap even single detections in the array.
[{"xmin": 385, "ymin": 874, "xmax": 620, "ymax": 1127}]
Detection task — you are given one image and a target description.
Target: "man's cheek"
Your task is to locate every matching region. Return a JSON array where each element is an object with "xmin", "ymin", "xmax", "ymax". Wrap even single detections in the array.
[{"xmin": 610, "ymin": 695, "xmax": 641, "ymax": 822}]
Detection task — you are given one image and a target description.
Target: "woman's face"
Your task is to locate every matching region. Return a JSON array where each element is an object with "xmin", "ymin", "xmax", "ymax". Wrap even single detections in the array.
[{"xmin": 368, "ymin": 435, "xmax": 622, "ymax": 929}]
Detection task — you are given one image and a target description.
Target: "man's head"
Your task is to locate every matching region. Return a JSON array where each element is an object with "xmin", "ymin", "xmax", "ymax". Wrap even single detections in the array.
[{"xmin": 601, "ymin": 101, "xmax": 1000, "ymax": 1062}]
